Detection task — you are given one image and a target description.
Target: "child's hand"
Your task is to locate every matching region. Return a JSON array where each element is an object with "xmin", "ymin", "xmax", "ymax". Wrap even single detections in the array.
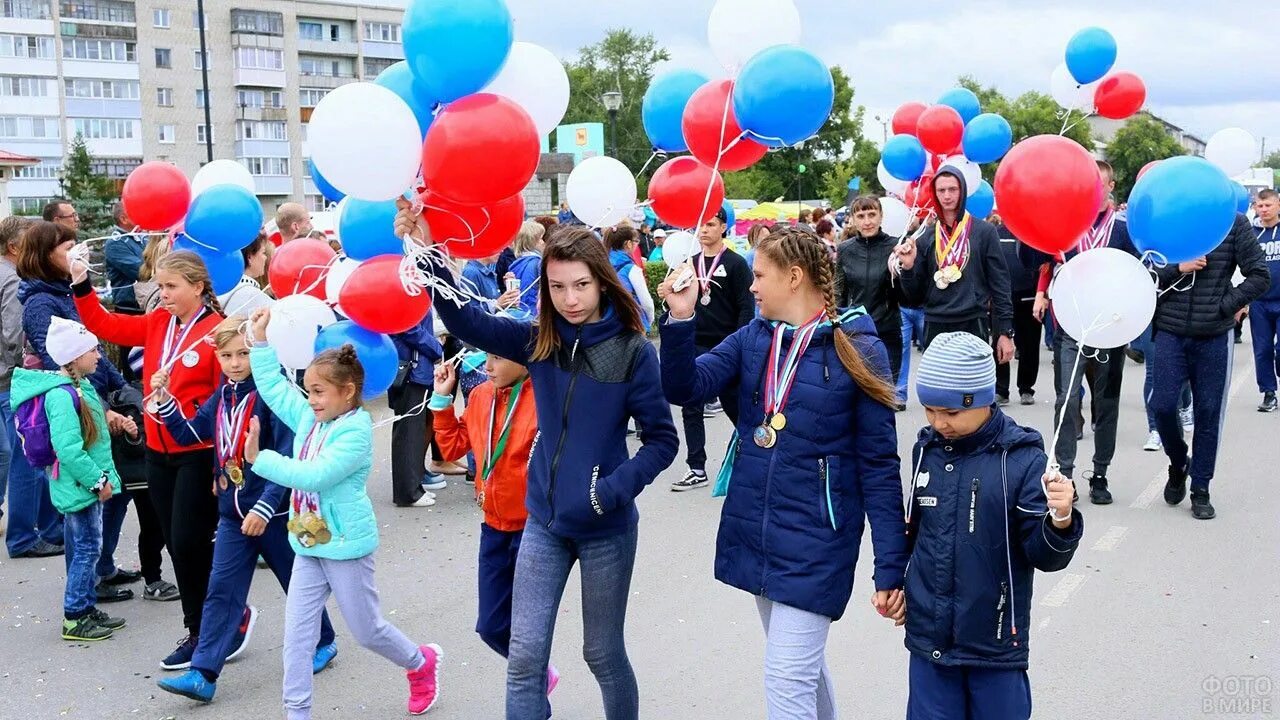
[
  {"xmin": 658, "ymin": 262, "xmax": 697, "ymax": 320},
  {"xmin": 241, "ymin": 513, "xmax": 267, "ymax": 537},
  {"xmin": 120, "ymin": 415, "xmax": 138, "ymax": 439},
  {"xmin": 244, "ymin": 417, "xmax": 261, "ymax": 463},
  {"xmin": 433, "ymin": 363, "xmax": 457, "ymax": 396},
  {"xmin": 249, "ymin": 308, "xmax": 271, "ymax": 345},
  {"xmin": 872, "ymin": 589, "xmax": 906, "ymax": 627},
  {"xmin": 1043, "ymin": 469, "xmax": 1075, "ymax": 528},
  {"xmin": 394, "ymin": 197, "xmax": 431, "ymax": 246},
  {"xmin": 97, "ymin": 483, "xmax": 113, "ymax": 501},
  {"xmin": 150, "ymin": 369, "xmax": 171, "ymax": 400}
]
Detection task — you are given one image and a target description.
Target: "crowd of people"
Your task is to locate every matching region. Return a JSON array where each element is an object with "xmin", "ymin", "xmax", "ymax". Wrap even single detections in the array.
[{"xmin": 0, "ymin": 166, "xmax": 1274, "ymax": 720}]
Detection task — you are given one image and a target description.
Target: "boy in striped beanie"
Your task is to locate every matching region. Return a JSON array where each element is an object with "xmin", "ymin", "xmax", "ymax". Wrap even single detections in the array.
[{"xmin": 902, "ymin": 332, "xmax": 1082, "ymax": 720}]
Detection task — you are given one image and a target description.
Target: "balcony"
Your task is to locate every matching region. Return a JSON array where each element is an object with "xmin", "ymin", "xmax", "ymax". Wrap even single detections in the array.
[
  {"xmin": 0, "ymin": 56, "xmax": 57, "ymax": 78},
  {"xmin": 61, "ymin": 59, "xmax": 139, "ymax": 80},
  {"xmin": 361, "ymin": 40, "xmax": 403, "ymax": 60},
  {"xmin": 65, "ymin": 97, "xmax": 141, "ymax": 118},
  {"xmin": 233, "ymin": 67, "xmax": 285, "ymax": 89},
  {"xmin": 294, "ymin": 72, "xmax": 355, "ymax": 90},
  {"xmin": 298, "ymin": 37, "xmax": 358, "ymax": 56},
  {"xmin": 230, "ymin": 9, "xmax": 283, "ymax": 37},
  {"xmin": 3, "ymin": 94, "xmax": 59, "ymax": 116},
  {"xmin": 251, "ymin": 175, "xmax": 292, "ymax": 196},
  {"xmin": 236, "ymin": 106, "xmax": 288, "ymax": 122},
  {"xmin": 234, "ymin": 138, "xmax": 289, "ymax": 158}
]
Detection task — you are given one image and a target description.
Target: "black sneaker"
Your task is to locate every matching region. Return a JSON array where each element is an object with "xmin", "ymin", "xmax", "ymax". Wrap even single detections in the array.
[
  {"xmin": 1190, "ymin": 490, "xmax": 1216, "ymax": 520},
  {"xmin": 94, "ymin": 583, "xmax": 133, "ymax": 603},
  {"xmin": 1259, "ymin": 392, "xmax": 1278, "ymax": 413},
  {"xmin": 1164, "ymin": 462, "xmax": 1189, "ymax": 506},
  {"xmin": 161, "ymin": 633, "xmax": 199, "ymax": 670},
  {"xmin": 62, "ymin": 616, "xmax": 113, "ymax": 641},
  {"xmin": 1019, "ymin": 392, "xmax": 1035, "ymax": 406},
  {"xmin": 102, "ymin": 568, "xmax": 143, "ymax": 585},
  {"xmin": 895, "ymin": 403, "xmax": 907, "ymax": 412},
  {"xmin": 88, "ymin": 608, "xmax": 127, "ymax": 630},
  {"xmin": 144, "ymin": 580, "xmax": 181, "ymax": 601},
  {"xmin": 14, "ymin": 539, "xmax": 64, "ymax": 558},
  {"xmin": 671, "ymin": 471, "xmax": 708, "ymax": 492},
  {"xmin": 1086, "ymin": 473, "xmax": 1113, "ymax": 505}
]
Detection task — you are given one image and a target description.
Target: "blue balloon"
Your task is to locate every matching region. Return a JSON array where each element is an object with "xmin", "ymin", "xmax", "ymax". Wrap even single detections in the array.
[
  {"xmin": 881, "ymin": 134, "xmax": 927, "ymax": 182},
  {"xmin": 962, "ymin": 113, "xmax": 1013, "ymax": 164},
  {"xmin": 1065, "ymin": 27, "xmax": 1117, "ymax": 85},
  {"xmin": 338, "ymin": 199, "xmax": 403, "ymax": 261},
  {"xmin": 733, "ymin": 46, "xmax": 833, "ymax": 148},
  {"xmin": 185, "ymin": 184, "xmax": 263, "ymax": 253},
  {"xmin": 314, "ymin": 320, "xmax": 399, "ymax": 399},
  {"xmin": 937, "ymin": 87, "xmax": 981, "ymax": 126},
  {"xmin": 373, "ymin": 61, "xmax": 436, "ymax": 140},
  {"xmin": 641, "ymin": 69, "xmax": 708, "ymax": 152},
  {"xmin": 968, "ymin": 180, "xmax": 995, "ymax": 220},
  {"xmin": 403, "ymin": 0, "xmax": 513, "ymax": 104},
  {"xmin": 1128, "ymin": 156, "xmax": 1237, "ymax": 264},
  {"xmin": 721, "ymin": 200, "xmax": 736, "ymax": 231},
  {"xmin": 1234, "ymin": 182, "xmax": 1250, "ymax": 214},
  {"xmin": 309, "ymin": 159, "xmax": 345, "ymax": 204},
  {"xmin": 197, "ymin": 247, "xmax": 247, "ymax": 296}
]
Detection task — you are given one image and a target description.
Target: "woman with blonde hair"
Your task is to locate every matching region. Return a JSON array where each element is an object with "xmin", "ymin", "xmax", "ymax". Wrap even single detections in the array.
[{"xmin": 507, "ymin": 221, "xmax": 547, "ymax": 316}]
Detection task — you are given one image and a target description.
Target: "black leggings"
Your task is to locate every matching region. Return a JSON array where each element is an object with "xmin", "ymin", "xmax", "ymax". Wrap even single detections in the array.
[
  {"xmin": 130, "ymin": 488, "xmax": 167, "ymax": 584},
  {"xmin": 146, "ymin": 449, "xmax": 218, "ymax": 634}
]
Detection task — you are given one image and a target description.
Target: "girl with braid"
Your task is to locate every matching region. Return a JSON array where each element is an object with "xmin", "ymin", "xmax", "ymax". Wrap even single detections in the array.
[{"xmin": 658, "ymin": 227, "xmax": 909, "ymax": 720}]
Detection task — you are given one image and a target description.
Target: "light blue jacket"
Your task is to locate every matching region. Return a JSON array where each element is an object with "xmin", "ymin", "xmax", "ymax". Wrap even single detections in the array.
[{"xmin": 248, "ymin": 345, "xmax": 379, "ymax": 560}]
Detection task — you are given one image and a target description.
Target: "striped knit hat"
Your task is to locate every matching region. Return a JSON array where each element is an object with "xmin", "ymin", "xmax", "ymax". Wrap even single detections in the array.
[{"xmin": 916, "ymin": 332, "xmax": 996, "ymax": 409}]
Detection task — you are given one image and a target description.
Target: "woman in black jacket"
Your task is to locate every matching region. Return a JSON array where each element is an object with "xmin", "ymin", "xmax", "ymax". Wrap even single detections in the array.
[{"xmin": 835, "ymin": 196, "xmax": 908, "ymax": 395}]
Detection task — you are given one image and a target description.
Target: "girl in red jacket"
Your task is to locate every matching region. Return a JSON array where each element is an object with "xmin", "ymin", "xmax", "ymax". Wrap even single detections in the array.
[{"xmin": 72, "ymin": 250, "xmax": 227, "ymax": 670}]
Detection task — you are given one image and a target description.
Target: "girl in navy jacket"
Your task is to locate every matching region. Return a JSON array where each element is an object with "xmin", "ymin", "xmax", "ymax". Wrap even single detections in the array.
[
  {"xmin": 395, "ymin": 202, "xmax": 678, "ymax": 720},
  {"xmin": 658, "ymin": 227, "xmax": 908, "ymax": 720}
]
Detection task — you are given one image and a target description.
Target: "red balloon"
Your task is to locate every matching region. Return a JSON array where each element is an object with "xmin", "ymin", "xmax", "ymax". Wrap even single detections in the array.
[
  {"xmin": 994, "ymin": 135, "xmax": 1102, "ymax": 255},
  {"xmin": 268, "ymin": 238, "xmax": 336, "ymax": 301},
  {"xmin": 1093, "ymin": 72, "xmax": 1146, "ymax": 120},
  {"xmin": 682, "ymin": 79, "xmax": 767, "ymax": 172},
  {"xmin": 122, "ymin": 162, "xmax": 190, "ymax": 231},
  {"xmin": 648, "ymin": 157, "xmax": 725, "ymax": 228},
  {"xmin": 424, "ymin": 191, "xmax": 525, "ymax": 260},
  {"xmin": 1136, "ymin": 160, "xmax": 1161, "ymax": 183},
  {"xmin": 915, "ymin": 105, "xmax": 964, "ymax": 156},
  {"xmin": 422, "ymin": 93, "xmax": 539, "ymax": 206},
  {"xmin": 891, "ymin": 102, "xmax": 928, "ymax": 136},
  {"xmin": 904, "ymin": 173, "xmax": 937, "ymax": 219},
  {"xmin": 339, "ymin": 255, "xmax": 432, "ymax": 334}
]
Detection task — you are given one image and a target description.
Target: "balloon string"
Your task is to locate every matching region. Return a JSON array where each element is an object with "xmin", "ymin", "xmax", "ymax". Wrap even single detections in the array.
[
  {"xmin": 370, "ymin": 350, "xmax": 486, "ymax": 430},
  {"xmin": 1142, "ymin": 250, "xmax": 1197, "ymax": 297},
  {"xmin": 421, "ymin": 201, "xmax": 491, "ymax": 246},
  {"xmin": 637, "ymin": 151, "xmax": 660, "ymax": 177},
  {"xmin": 688, "ymin": 87, "xmax": 736, "ymax": 234},
  {"xmin": 291, "ymin": 255, "xmax": 341, "ymax": 299},
  {"xmin": 1045, "ymin": 307, "xmax": 1119, "ymax": 475}
]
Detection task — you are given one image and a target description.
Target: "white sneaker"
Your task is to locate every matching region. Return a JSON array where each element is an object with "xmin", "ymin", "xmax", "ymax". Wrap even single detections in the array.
[
  {"xmin": 1143, "ymin": 430, "xmax": 1162, "ymax": 452},
  {"xmin": 1179, "ymin": 407, "xmax": 1193, "ymax": 431},
  {"xmin": 410, "ymin": 494, "xmax": 436, "ymax": 507}
]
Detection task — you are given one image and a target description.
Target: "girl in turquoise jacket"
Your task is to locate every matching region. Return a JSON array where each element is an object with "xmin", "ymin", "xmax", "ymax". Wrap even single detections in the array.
[{"xmin": 243, "ymin": 308, "xmax": 441, "ymax": 719}]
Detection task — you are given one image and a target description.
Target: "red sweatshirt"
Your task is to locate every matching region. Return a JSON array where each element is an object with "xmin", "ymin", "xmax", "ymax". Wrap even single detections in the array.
[{"xmin": 73, "ymin": 281, "xmax": 223, "ymax": 454}]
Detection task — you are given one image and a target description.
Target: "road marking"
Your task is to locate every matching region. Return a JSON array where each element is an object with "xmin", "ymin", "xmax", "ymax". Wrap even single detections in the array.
[
  {"xmin": 1040, "ymin": 573, "xmax": 1086, "ymax": 608},
  {"xmin": 1090, "ymin": 525, "xmax": 1128, "ymax": 552}
]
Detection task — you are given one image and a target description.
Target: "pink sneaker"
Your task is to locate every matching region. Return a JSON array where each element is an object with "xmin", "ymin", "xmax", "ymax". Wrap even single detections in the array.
[
  {"xmin": 406, "ymin": 644, "xmax": 442, "ymax": 715},
  {"xmin": 547, "ymin": 664, "xmax": 560, "ymax": 696}
]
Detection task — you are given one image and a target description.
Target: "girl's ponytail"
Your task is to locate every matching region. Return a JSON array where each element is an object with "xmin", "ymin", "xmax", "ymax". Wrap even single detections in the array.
[{"xmin": 70, "ymin": 378, "xmax": 99, "ymax": 449}]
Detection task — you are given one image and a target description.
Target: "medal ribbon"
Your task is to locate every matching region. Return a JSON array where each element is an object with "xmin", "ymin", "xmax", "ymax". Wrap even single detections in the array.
[
  {"xmin": 696, "ymin": 247, "xmax": 727, "ymax": 297},
  {"xmin": 216, "ymin": 389, "xmax": 257, "ymax": 466},
  {"xmin": 291, "ymin": 409, "xmax": 358, "ymax": 516},
  {"xmin": 482, "ymin": 379, "xmax": 525, "ymax": 483},
  {"xmin": 762, "ymin": 310, "xmax": 825, "ymax": 418},
  {"xmin": 1080, "ymin": 208, "xmax": 1116, "ymax": 252},
  {"xmin": 160, "ymin": 307, "xmax": 208, "ymax": 369},
  {"xmin": 934, "ymin": 214, "xmax": 972, "ymax": 270}
]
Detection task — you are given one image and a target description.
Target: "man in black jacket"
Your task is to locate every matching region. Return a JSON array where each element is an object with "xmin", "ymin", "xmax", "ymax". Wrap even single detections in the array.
[
  {"xmin": 671, "ymin": 207, "xmax": 755, "ymax": 491},
  {"xmin": 993, "ymin": 217, "xmax": 1042, "ymax": 406},
  {"xmin": 895, "ymin": 167, "xmax": 1015, "ymax": 362},
  {"xmin": 836, "ymin": 196, "xmax": 905, "ymax": 402},
  {"xmin": 1152, "ymin": 213, "xmax": 1269, "ymax": 519}
]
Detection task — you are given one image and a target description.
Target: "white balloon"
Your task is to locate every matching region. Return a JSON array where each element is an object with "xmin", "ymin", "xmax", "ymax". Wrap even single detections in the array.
[
  {"xmin": 309, "ymin": 83, "xmax": 421, "ymax": 202},
  {"xmin": 325, "ymin": 256, "xmax": 361, "ymax": 307},
  {"xmin": 879, "ymin": 196, "xmax": 912, "ymax": 239},
  {"xmin": 707, "ymin": 0, "xmax": 801, "ymax": 73},
  {"xmin": 1205, "ymin": 128, "xmax": 1258, "ymax": 178},
  {"xmin": 566, "ymin": 157, "xmax": 637, "ymax": 228},
  {"xmin": 661, "ymin": 230, "xmax": 698, "ymax": 267},
  {"xmin": 940, "ymin": 157, "xmax": 982, "ymax": 197},
  {"xmin": 878, "ymin": 161, "xmax": 909, "ymax": 198},
  {"xmin": 1049, "ymin": 247, "xmax": 1155, "ymax": 349},
  {"xmin": 266, "ymin": 294, "xmax": 338, "ymax": 368},
  {"xmin": 482, "ymin": 42, "xmax": 570, "ymax": 137},
  {"xmin": 1049, "ymin": 63, "xmax": 1098, "ymax": 113},
  {"xmin": 191, "ymin": 159, "xmax": 255, "ymax": 197}
]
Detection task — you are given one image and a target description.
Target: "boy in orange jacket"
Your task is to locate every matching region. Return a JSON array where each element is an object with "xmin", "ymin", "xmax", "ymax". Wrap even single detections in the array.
[{"xmin": 429, "ymin": 353, "xmax": 559, "ymax": 693}]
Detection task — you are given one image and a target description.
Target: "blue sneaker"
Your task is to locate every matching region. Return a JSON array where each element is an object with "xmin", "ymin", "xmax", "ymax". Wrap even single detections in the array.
[
  {"xmin": 160, "ymin": 633, "xmax": 198, "ymax": 670},
  {"xmin": 157, "ymin": 668, "xmax": 216, "ymax": 703},
  {"xmin": 313, "ymin": 642, "xmax": 338, "ymax": 674}
]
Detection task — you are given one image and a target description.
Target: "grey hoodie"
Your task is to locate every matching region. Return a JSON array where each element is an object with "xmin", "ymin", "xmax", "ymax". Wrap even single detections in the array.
[{"xmin": 0, "ymin": 256, "xmax": 24, "ymax": 392}]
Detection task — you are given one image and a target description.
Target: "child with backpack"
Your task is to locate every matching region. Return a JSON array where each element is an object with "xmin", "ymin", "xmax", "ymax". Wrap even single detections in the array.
[
  {"xmin": 903, "ymin": 332, "xmax": 1083, "ymax": 720},
  {"xmin": 11, "ymin": 317, "xmax": 136, "ymax": 641},
  {"xmin": 244, "ymin": 308, "xmax": 442, "ymax": 719},
  {"xmin": 152, "ymin": 317, "xmax": 338, "ymax": 704}
]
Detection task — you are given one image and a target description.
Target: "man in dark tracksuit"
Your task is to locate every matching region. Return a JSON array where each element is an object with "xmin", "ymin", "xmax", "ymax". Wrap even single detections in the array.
[
  {"xmin": 836, "ymin": 195, "xmax": 906, "ymax": 390},
  {"xmin": 993, "ymin": 221, "xmax": 1042, "ymax": 405},
  {"xmin": 671, "ymin": 207, "xmax": 754, "ymax": 491},
  {"xmin": 1153, "ymin": 213, "xmax": 1269, "ymax": 520},
  {"xmin": 1249, "ymin": 189, "xmax": 1280, "ymax": 412}
]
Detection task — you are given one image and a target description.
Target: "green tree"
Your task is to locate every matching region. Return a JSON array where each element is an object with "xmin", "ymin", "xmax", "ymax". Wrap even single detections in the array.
[
  {"xmin": 59, "ymin": 134, "xmax": 116, "ymax": 238},
  {"xmin": 1257, "ymin": 150, "xmax": 1280, "ymax": 169},
  {"xmin": 1104, "ymin": 115, "xmax": 1186, "ymax": 200}
]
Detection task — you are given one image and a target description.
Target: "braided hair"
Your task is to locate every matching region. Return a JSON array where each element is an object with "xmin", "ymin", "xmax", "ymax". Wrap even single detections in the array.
[
  {"xmin": 756, "ymin": 227, "xmax": 897, "ymax": 408},
  {"xmin": 156, "ymin": 251, "xmax": 226, "ymax": 317}
]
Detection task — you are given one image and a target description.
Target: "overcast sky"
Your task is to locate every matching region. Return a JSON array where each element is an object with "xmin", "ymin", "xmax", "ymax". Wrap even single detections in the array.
[{"xmin": 385, "ymin": 1, "xmax": 1280, "ymax": 156}]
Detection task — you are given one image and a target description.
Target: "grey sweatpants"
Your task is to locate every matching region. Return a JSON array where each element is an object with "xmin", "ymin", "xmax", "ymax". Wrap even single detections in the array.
[
  {"xmin": 283, "ymin": 553, "xmax": 424, "ymax": 720},
  {"xmin": 755, "ymin": 597, "xmax": 838, "ymax": 720},
  {"xmin": 1052, "ymin": 331, "xmax": 1124, "ymax": 478}
]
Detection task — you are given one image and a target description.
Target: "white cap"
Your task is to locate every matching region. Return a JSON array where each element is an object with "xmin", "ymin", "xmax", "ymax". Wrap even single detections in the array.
[
  {"xmin": 653, "ymin": 229, "xmax": 667, "ymax": 238},
  {"xmin": 46, "ymin": 316, "xmax": 98, "ymax": 367}
]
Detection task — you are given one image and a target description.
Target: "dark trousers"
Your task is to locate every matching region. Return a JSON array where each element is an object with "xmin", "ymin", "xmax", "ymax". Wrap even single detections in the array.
[
  {"xmin": 680, "ymin": 345, "xmax": 740, "ymax": 472},
  {"xmin": 907, "ymin": 654, "xmax": 1032, "ymax": 720},
  {"xmin": 192, "ymin": 515, "xmax": 335, "ymax": 678},
  {"xmin": 1051, "ymin": 333, "xmax": 1124, "ymax": 478},
  {"xmin": 97, "ymin": 488, "xmax": 166, "ymax": 584},
  {"xmin": 923, "ymin": 317, "xmax": 988, "ymax": 349},
  {"xmin": 996, "ymin": 297, "xmax": 1042, "ymax": 398},
  {"xmin": 1250, "ymin": 299, "xmax": 1280, "ymax": 393},
  {"xmin": 879, "ymin": 329, "xmax": 903, "ymax": 389},
  {"xmin": 476, "ymin": 522, "xmax": 523, "ymax": 658},
  {"xmin": 147, "ymin": 448, "xmax": 218, "ymax": 633},
  {"xmin": 1150, "ymin": 330, "xmax": 1232, "ymax": 491},
  {"xmin": 387, "ymin": 381, "xmax": 428, "ymax": 506}
]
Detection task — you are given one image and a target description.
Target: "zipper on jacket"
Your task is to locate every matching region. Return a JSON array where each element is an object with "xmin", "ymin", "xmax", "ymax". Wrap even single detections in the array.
[
  {"xmin": 996, "ymin": 580, "xmax": 1008, "ymax": 641},
  {"xmin": 546, "ymin": 328, "xmax": 583, "ymax": 528},
  {"xmin": 968, "ymin": 478, "xmax": 979, "ymax": 533},
  {"xmin": 820, "ymin": 458, "xmax": 837, "ymax": 531}
]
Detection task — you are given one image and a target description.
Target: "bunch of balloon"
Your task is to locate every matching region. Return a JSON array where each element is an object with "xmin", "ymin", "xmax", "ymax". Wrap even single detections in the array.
[{"xmin": 1050, "ymin": 27, "xmax": 1147, "ymax": 122}]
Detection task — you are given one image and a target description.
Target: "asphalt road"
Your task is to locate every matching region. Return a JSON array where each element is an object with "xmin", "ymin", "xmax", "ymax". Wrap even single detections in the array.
[{"xmin": 1, "ymin": 337, "xmax": 1276, "ymax": 720}]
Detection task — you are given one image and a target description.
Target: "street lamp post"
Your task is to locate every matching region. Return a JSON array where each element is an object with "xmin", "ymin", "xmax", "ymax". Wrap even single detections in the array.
[
  {"xmin": 602, "ymin": 91, "xmax": 622, "ymax": 159},
  {"xmin": 874, "ymin": 114, "xmax": 888, "ymax": 144},
  {"xmin": 196, "ymin": 0, "xmax": 213, "ymax": 163}
]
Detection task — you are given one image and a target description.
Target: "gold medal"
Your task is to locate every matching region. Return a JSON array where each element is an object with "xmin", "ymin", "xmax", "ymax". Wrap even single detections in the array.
[
  {"xmin": 476, "ymin": 491, "xmax": 485, "ymax": 509},
  {"xmin": 753, "ymin": 424, "xmax": 777, "ymax": 449},
  {"xmin": 770, "ymin": 413, "xmax": 787, "ymax": 431},
  {"xmin": 314, "ymin": 528, "xmax": 332, "ymax": 545},
  {"xmin": 298, "ymin": 532, "xmax": 316, "ymax": 548},
  {"xmin": 287, "ymin": 514, "xmax": 304, "ymax": 535},
  {"xmin": 227, "ymin": 462, "xmax": 245, "ymax": 487},
  {"xmin": 943, "ymin": 265, "xmax": 962, "ymax": 282}
]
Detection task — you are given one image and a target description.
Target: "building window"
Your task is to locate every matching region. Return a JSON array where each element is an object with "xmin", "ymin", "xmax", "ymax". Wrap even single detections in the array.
[
  {"xmin": 243, "ymin": 156, "xmax": 289, "ymax": 176},
  {"xmin": 152, "ymin": 7, "xmax": 168, "ymax": 27},
  {"xmin": 231, "ymin": 9, "xmax": 283, "ymax": 36},
  {"xmin": 197, "ymin": 124, "xmax": 213, "ymax": 144},
  {"xmin": 363, "ymin": 21, "xmax": 400, "ymax": 43},
  {"xmin": 2, "ymin": 0, "xmax": 52, "ymax": 20},
  {"xmin": 154, "ymin": 47, "xmax": 171, "ymax": 68},
  {"xmin": 300, "ymin": 56, "xmax": 348, "ymax": 77},
  {"xmin": 237, "ymin": 120, "xmax": 287, "ymax": 141},
  {"xmin": 14, "ymin": 161, "xmax": 61, "ymax": 179},
  {"xmin": 196, "ymin": 89, "xmax": 208, "ymax": 108},
  {"xmin": 90, "ymin": 157, "xmax": 140, "ymax": 179},
  {"xmin": 0, "ymin": 76, "xmax": 48, "ymax": 97},
  {"xmin": 267, "ymin": 90, "xmax": 283, "ymax": 108},
  {"xmin": 362, "ymin": 57, "xmax": 395, "ymax": 78},
  {"xmin": 72, "ymin": 117, "xmax": 136, "ymax": 139},
  {"xmin": 58, "ymin": 0, "xmax": 134, "ymax": 23},
  {"xmin": 65, "ymin": 77, "xmax": 140, "ymax": 99},
  {"xmin": 330, "ymin": 24, "xmax": 341, "ymax": 42},
  {"xmin": 191, "ymin": 8, "xmax": 203, "ymax": 27},
  {"xmin": 299, "ymin": 21, "xmax": 322, "ymax": 41},
  {"xmin": 63, "ymin": 38, "xmax": 136, "ymax": 62},
  {"xmin": 0, "ymin": 34, "xmax": 56, "ymax": 59},
  {"xmin": 235, "ymin": 46, "xmax": 283, "ymax": 70},
  {"xmin": 193, "ymin": 49, "xmax": 208, "ymax": 70},
  {"xmin": 11, "ymin": 197, "xmax": 57, "ymax": 214},
  {"xmin": 158, "ymin": 124, "xmax": 174, "ymax": 143},
  {"xmin": 156, "ymin": 86, "xmax": 172, "ymax": 106},
  {"xmin": 0, "ymin": 116, "xmax": 59, "ymax": 139},
  {"xmin": 237, "ymin": 89, "xmax": 262, "ymax": 108},
  {"xmin": 299, "ymin": 87, "xmax": 328, "ymax": 108}
]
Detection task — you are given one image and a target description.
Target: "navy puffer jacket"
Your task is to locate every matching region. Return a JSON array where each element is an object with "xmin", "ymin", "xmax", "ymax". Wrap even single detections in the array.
[
  {"xmin": 660, "ymin": 310, "xmax": 908, "ymax": 620},
  {"xmin": 903, "ymin": 409, "xmax": 1083, "ymax": 670}
]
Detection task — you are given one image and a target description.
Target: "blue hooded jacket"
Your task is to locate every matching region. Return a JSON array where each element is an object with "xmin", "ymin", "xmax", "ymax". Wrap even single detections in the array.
[
  {"xmin": 158, "ymin": 373, "xmax": 295, "ymax": 522},
  {"xmin": 660, "ymin": 310, "xmax": 908, "ymax": 620},
  {"xmin": 391, "ymin": 312, "xmax": 443, "ymax": 387},
  {"xmin": 429, "ymin": 273, "xmax": 678, "ymax": 540},
  {"xmin": 508, "ymin": 253, "xmax": 542, "ymax": 315},
  {"xmin": 903, "ymin": 409, "xmax": 1083, "ymax": 670},
  {"xmin": 19, "ymin": 278, "xmax": 127, "ymax": 401}
]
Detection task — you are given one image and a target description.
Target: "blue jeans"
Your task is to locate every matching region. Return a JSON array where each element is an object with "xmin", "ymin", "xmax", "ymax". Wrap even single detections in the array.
[
  {"xmin": 96, "ymin": 491, "xmax": 131, "ymax": 580},
  {"xmin": 4, "ymin": 390, "xmax": 62, "ymax": 556},
  {"xmin": 1151, "ymin": 330, "xmax": 1232, "ymax": 490},
  {"xmin": 0, "ymin": 390, "xmax": 8, "ymax": 523},
  {"xmin": 897, "ymin": 308, "xmax": 926, "ymax": 403},
  {"xmin": 63, "ymin": 503, "xmax": 102, "ymax": 618},
  {"xmin": 507, "ymin": 521, "xmax": 638, "ymax": 720}
]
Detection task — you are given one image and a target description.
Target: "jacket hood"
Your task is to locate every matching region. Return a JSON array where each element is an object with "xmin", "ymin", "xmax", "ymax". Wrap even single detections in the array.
[
  {"xmin": 931, "ymin": 165, "xmax": 969, "ymax": 224},
  {"xmin": 17, "ymin": 278, "xmax": 72, "ymax": 304},
  {"xmin": 552, "ymin": 303, "xmax": 626, "ymax": 348},
  {"xmin": 510, "ymin": 254, "xmax": 540, "ymax": 273},
  {"xmin": 11, "ymin": 367, "xmax": 74, "ymax": 407},
  {"xmin": 916, "ymin": 407, "xmax": 1043, "ymax": 454},
  {"xmin": 748, "ymin": 306, "xmax": 876, "ymax": 341}
]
